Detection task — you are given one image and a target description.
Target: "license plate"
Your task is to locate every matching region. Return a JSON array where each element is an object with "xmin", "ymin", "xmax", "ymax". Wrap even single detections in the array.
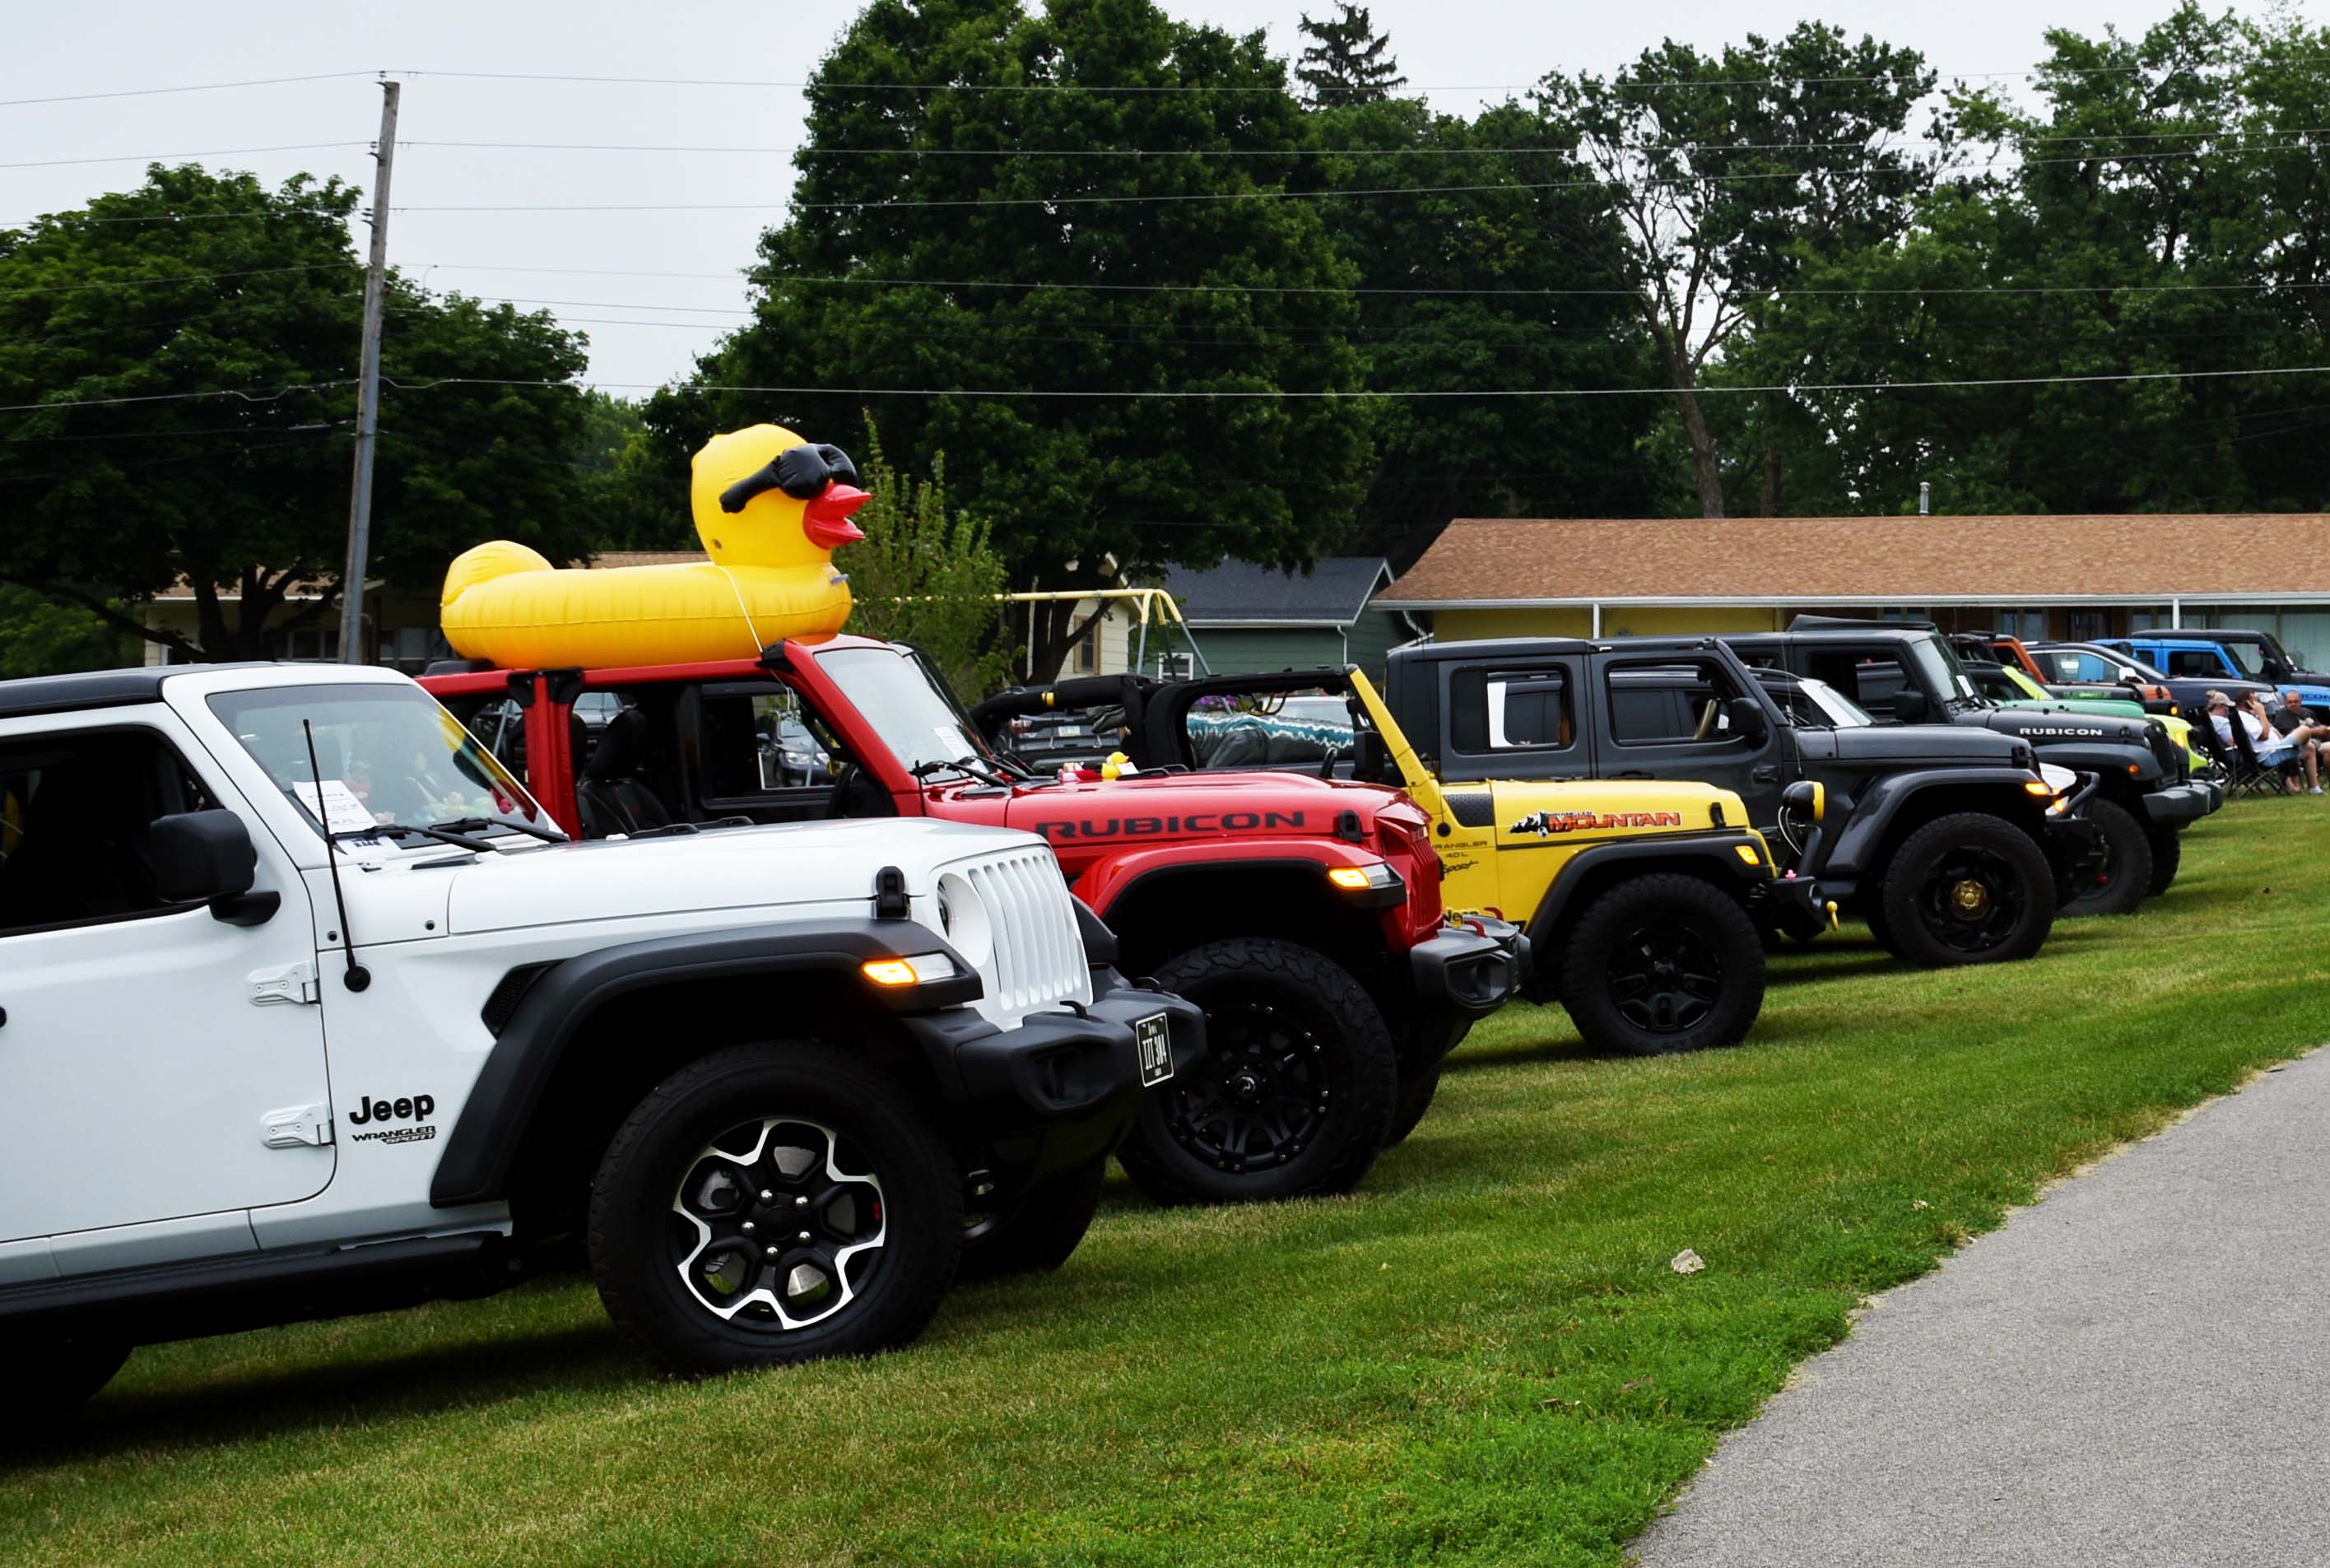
[{"xmin": 1134, "ymin": 1012, "xmax": 1174, "ymax": 1087}]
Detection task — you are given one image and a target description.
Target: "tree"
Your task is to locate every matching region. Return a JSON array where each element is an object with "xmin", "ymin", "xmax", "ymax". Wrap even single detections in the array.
[
  {"xmin": 0, "ymin": 585, "xmax": 128, "ymax": 678},
  {"xmin": 842, "ymin": 421, "xmax": 1013, "ymax": 698},
  {"xmin": 1294, "ymin": 2, "xmax": 1407, "ymax": 106},
  {"xmin": 647, "ymin": 0, "xmax": 1372, "ymax": 681},
  {"xmin": 1729, "ymin": 2, "xmax": 2329, "ymax": 516},
  {"xmin": 1540, "ymin": 25, "xmax": 1938, "ymax": 516},
  {"xmin": 1298, "ymin": 95, "xmax": 1662, "ymax": 559},
  {"xmin": 0, "ymin": 165, "xmax": 602, "ymax": 661}
]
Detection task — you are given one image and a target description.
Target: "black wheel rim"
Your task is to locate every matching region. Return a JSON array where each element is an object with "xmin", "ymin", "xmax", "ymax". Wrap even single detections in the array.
[
  {"xmin": 1915, "ymin": 845, "xmax": 2027, "ymax": 952},
  {"xmin": 668, "ymin": 1117, "xmax": 886, "ymax": 1332},
  {"xmin": 1163, "ymin": 999, "xmax": 1334, "ymax": 1174},
  {"xmin": 2072, "ymin": 831, "xmax": 2118, "ymax": 905},
  {"xmin": 1606, "ymin": 918, "xmax": 1727, "ymax": 1034}
]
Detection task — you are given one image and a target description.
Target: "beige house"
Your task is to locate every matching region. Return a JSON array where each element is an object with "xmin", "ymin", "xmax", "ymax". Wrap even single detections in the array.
[{"xmin": 1383, "ymin": 514, "xmax": 2330, "ymax": 656}]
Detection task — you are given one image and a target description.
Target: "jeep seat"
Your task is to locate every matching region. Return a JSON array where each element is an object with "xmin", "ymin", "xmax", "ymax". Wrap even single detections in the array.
[{"xmin": 575, "ymin": 709, "xmax": 673, "ymax": 837}]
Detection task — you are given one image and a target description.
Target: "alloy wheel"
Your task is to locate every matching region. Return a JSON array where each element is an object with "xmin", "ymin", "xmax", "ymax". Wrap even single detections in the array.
[
  {"xmin": 1915, "ymin": 845, "xmax": 2026, "ymax": 954},
  {"xmin": 1161, "ymin": 999, "xmax": 1334, "ymax": 1175},
  {"xmin": 1606, "ymin": 919, "xmax": 1726, "ymax": 1034},
  {"xmin": 669, "ymin": 1118, "xmax": 886, "ymax": 1331}
]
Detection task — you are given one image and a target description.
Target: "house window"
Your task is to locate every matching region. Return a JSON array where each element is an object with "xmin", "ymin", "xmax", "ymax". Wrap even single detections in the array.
[
  {"xmin": 1072, "ymin": 623, "xmax": 1100, "ymax": 673},
  {"xmin": 1991, "ymin": 609, "xmax": 2045, "ymax": 640},
  {"xmin": 2067, "ymin": 610, "xmax": 2114, "ymax": 642},
  {"xmin": 277, "ymin": 628, "xmax": 336, "ymax": 663}
]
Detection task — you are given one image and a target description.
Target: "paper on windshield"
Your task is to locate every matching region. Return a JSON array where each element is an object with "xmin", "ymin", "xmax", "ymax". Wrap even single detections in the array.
[{"xmin": 292, "ymin": 779, "xmax": 377, "ymax": 835}]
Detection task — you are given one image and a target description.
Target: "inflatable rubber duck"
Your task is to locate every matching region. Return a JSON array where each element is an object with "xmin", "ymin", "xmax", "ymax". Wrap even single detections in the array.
[{"xmin": 439, "ymin": 425, "xmax": 870, "ymax": 669}]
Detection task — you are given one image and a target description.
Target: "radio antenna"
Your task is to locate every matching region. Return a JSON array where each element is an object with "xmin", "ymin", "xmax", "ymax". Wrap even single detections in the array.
[{"xmin": 302, "ymin": 719, "xmax": 370, "ymax": 993}]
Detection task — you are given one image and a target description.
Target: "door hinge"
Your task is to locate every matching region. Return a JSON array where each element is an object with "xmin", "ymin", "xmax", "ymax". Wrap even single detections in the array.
[
  {"xmin": 261, "ymin": 1103, "xmax": 333, "ymax": 1148},
  {"xmin": 249, "ymin": 961, "xmax": 321, "ymax": 1007}
]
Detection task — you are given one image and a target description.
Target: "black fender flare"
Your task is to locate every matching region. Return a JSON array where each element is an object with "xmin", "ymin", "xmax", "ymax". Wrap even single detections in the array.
[
  {"xmin": 1817, "ymin": 767, "xmax": 2045, "ymax": 881},
  {"xmin": 430, "ymin": 920, "xmax": 979, "ymax": 1209},
  {"xmin": 1522, "ymin": 832, "xmax": 1770, "ymax": 954}
]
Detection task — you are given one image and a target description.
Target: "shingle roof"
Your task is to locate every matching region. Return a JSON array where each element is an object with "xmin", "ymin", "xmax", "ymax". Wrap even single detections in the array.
[
  {"xmin": 1380, "ymin": 516, "xmax": 2330, "ymax": 607},
  {"xmin": 1161, "ymin": 556, "xmax": 1393, "ymax": 626}
]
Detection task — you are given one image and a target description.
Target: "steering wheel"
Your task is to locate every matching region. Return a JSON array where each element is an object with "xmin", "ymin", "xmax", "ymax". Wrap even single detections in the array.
[{"xmin": 824, "ymin": 761, "xmax": 863, "ymax": 819}]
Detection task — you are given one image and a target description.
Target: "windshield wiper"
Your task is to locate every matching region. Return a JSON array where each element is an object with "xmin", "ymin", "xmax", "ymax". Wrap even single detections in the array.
[
  {"xmin": 430, "ymin": 814, "xmax": 567, "ymax": 844},
  {"xmin": 333, "ymin": 821, "xmax": 502, "ymax": 854},
  {"xmin": 912, "ymin": 756, "xmax": 1016, "ymax": 789}
]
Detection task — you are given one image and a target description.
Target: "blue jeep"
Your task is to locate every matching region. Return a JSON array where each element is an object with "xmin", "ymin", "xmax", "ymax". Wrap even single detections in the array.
[{"xmin": 2105, "ymin": 632, "xmax": 2330, "ymax": 723}]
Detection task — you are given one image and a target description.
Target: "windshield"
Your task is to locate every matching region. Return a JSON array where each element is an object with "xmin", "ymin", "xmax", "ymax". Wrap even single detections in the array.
[
  {"xmin": 1793, "ymin": 676, "xmax": 1877, "ymax": 728},
  {"xmin": 816, "ymin": 644, "xmax": 1006, "ymax": 774},
  {"xmin": 1908, "ymin": 633, "xmax": 1979, "ymax": 703},
  {"xmin": 2004, "ymin": 668, "xmax": 2052, "ymax": 701},
  {"xmin": 208, "ymin": 683, "xmax": 552, "ymax": 840}
]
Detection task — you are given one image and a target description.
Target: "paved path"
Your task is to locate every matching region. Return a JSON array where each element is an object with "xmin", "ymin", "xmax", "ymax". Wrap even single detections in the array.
[{"xmin": 1635, "ymin": 1047, "xmax": 2330, "ymax": 1568}]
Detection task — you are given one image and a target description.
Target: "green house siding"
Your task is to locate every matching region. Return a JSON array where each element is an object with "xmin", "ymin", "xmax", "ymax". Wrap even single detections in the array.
[{"xmin": 1187, "ymin": 610, "xmax": 1413, "ymax": 680}]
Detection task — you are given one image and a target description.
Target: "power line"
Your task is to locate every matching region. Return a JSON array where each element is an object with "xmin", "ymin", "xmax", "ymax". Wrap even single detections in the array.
[
  {"xmin": 0, "ymin": 382, "xmax": 356, "ymax": 413},
  {"xmin": 374, "ymin": 363, "xmax": 2330, "ymax": 402},
  {"xmin": 0, "ymin": 142, "xmax": 370, "ymax": 170},
  {"xmin": 0, "ymin": 263, "xmax": 352, "ymax": 298},
  {"xmin": 0, "ymin": 72, "xmax": 375, "ymax": 109}
]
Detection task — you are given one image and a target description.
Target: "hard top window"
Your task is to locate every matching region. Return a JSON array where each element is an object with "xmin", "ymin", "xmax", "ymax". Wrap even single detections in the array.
[
  {"xmin": 207, "ymin": 682, "xmax": 551, "ymax": 842},
  {"xmin": 1448, "ymin": 664, "xmax": 1575, "ymax": 754},
  {"xmin": 1773, "ymin": 676, "xmax": 1876, "ymax": 729},
  {"xmin": 1804, "ymin": 649, "xmax": 1908, "ymax": 713},
  {"xmin": 2165, "ymin": 648, "xmax": 2233, "ymax": 678},
  {"xmin": 814, "ymin": 644, "xmax": 1002, "ymax": 775},
  {"xmin": 0, "ymin": 728, "xmax": 218, "ymax": 936},
  {"xmin": 2044, "ymin": 649, "xmax": 2118, "ymax": 683},
  {"xmin": 1605, "ymin": 658, "xmax": 1751, "ymax": 746}
]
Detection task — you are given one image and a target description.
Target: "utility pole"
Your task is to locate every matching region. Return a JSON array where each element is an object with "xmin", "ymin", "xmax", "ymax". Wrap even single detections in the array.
[{"xmin": 338, "ymin": 77, "xmax": 400, "ymax": 663}]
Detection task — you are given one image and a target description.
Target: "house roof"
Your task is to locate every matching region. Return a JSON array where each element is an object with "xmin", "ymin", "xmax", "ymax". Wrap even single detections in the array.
[
  {"xmin": 1160, "ymin": 556, "xmax": 1394, "ymax": 627},
  {"xmin": 1380, "ymin": 515, "xmax": 2330, "ymax": 607}
]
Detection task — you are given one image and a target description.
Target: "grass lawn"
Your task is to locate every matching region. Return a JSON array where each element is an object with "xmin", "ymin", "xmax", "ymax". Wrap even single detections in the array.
[{"xmin": 7, "ymin": 802, "xmax": 2328, "ymax": 1566}]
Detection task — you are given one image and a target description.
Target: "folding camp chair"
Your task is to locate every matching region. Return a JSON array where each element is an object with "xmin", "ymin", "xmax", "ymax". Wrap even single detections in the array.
[{"xmin": 2223, "ymin": 713, "xmax": 2300, "ymax": 797}]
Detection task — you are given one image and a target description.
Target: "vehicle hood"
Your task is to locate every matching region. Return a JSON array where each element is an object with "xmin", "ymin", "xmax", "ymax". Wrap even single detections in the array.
[
  {"xmin": 1816, "ymin": 723, "xmax": 2028, "ymax": 765},
  {"xmin": 990, "ymin": 769, "xmax": 1402, "ymax": 840},
  {"xmin": 1972, "ymin": 707, "xmax": 2152, "ymax": 749},
  {"xmin": 443, "ymin": 817, "xmax": 1025, "ymax": 935}
]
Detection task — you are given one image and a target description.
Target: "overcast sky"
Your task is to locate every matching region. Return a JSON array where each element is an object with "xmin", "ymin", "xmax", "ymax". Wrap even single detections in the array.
[{"xmin": 7, "ymin": 0, "xmax": 2316, "ymax": 390}]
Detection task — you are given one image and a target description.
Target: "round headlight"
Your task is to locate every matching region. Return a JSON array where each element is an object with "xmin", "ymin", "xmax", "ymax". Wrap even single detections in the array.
[{"xmin": 935, "ymin": 872, "xmax": 991, "ymax": 967}]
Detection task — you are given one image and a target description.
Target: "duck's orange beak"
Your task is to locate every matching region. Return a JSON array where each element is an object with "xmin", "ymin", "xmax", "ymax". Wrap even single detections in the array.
[{"xmin": 802, "ymin": 482, "xmax": 869, "ymax": 548}]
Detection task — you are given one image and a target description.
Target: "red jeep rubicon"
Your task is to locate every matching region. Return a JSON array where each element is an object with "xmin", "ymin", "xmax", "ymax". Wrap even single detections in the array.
[{"xmin": 421, "ymin": 637, "xmax": 1523, "ymax": 1207}]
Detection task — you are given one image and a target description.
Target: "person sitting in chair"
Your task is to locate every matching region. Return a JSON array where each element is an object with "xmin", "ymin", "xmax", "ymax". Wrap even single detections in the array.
[
  {"xmin": 2270, "ymin": 689, "xmax": 2330, "ymax": 755},
  {"xmin": 2212, "ymin": 690, "xmax": 2316, "ymax": 794}
]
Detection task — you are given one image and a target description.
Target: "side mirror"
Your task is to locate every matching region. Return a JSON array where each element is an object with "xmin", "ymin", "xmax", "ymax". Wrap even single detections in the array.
[
  {"xmin": 1891, "ymin": 687, "xmax": 1930, "ymax": 724},
  {"xmin": 151, "ymin": 809, "xmax": 277, "ymax": 927},
  {"xmin": 1782, "ymin": 778, "xmax": 1825, "ymax": 825},
  {"xmin": 1725, "ymin": 696, "xmax": 1768, "ymax": 745}
]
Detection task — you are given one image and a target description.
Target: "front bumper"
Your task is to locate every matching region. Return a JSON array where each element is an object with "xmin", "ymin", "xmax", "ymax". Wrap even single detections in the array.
[
  {"xmin": 1410, "ymin": 922, "xmax": 1524, "ymax": 1022},
  {"xmin": 899, "ymin": 975, "xmax": 1207, "ymax": 1185},
  {"xmin": 1757, "ymin": 872, "xmax": 1836, "ymax": 940},
  {"xmin": 2142, "ymin": 780, "xmax": 2217, "ymax": 825}
]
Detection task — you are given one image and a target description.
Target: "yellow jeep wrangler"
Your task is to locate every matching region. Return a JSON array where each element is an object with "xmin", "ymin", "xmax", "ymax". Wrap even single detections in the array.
[{"xmin": 971, "ymin": 668, "xmax": 1831, "ymax": 1068}]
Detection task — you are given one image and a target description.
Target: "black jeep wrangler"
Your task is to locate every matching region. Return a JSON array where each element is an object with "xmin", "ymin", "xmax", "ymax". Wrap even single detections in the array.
[
  {"xmin": 1723, "ymin": 617, "xmax": 2218, "ymax": 913},
  {"xmin": 1374, "ymin": 635, "xmax": 2102, "ymax": 968}
]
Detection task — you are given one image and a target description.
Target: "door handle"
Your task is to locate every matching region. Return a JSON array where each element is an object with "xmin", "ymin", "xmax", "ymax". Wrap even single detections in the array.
[{"xmin": 1751, "ymin": 764, "xmax": 1782, "ymax": 783}]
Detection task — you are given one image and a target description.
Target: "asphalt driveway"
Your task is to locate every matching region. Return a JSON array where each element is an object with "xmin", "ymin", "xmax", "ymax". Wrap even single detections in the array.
[{"xmin": 1635, "ymin": 1046, "xmax": 2330, "ymax": 1568}]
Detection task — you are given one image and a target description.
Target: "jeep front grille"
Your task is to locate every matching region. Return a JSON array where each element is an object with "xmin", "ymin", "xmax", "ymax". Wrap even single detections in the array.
[{"xmin": 965, "ymin": 849, "xmax": 1090, "ymax": 1014}]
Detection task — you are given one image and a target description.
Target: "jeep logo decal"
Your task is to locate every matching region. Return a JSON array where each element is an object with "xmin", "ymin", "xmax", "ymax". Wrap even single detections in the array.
[
  {"xmin": 1035, "ymin": 811, "xmax": 1305, "ymax": 840},
  {"xmin": 1509, "ymin": 810, "xmax": 1684, "ymax": 836},
  {"xmin": 347, "ymin": 1093, "xmax": 435, "ymax": 1125}
]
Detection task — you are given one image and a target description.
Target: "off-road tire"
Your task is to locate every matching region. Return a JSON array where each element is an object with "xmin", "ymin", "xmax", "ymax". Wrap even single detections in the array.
[
  {"xmin": 589, "ymin": 1041, "xmax": 962, "ymax": 1375},
  {"xmin": 1877, "ymin": 814, "xmax": 2056, "ymax": 968},
  {"xmin": 2146, "ymin": 825, "xmax": 2183, "ymax": 898},
  {"xmin": 1862, "ymin": 900, "xmax": 1897, "ymax": 955},
  {"xmin": 1116, "ymin": 938, "xmax": 1397, "ymax": 1205},
  {"xmin": 1560, "ymin": 873, "xmax": 1765, "ymax": 1055},
  {"xmin": 2067, "ymin": 798, "xmax": 2151, "ymax": 917},
  {"xmin": 956, "ymin": 1156, "xmax": 1106, "ymax": 1283},
  {"xmin": 10, "ymin": 1337, "xmax": 128, "ymax": 1421},
  {"xmin": 1386, "ymin": 1062, "xmax": 1444, "ymax": 1146}
]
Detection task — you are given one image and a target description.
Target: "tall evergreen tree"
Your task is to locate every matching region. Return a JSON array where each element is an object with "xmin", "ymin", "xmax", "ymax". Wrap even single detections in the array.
[{"xmin": 1294, "ymin": 3, "xmax": 1407, "ymax": 105}]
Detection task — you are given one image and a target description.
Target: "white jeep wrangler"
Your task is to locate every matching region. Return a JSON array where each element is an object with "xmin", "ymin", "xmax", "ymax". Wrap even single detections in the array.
[{"xmin": 0, "ymin": 662, "xmax": 1200, "ymax": 1413}]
